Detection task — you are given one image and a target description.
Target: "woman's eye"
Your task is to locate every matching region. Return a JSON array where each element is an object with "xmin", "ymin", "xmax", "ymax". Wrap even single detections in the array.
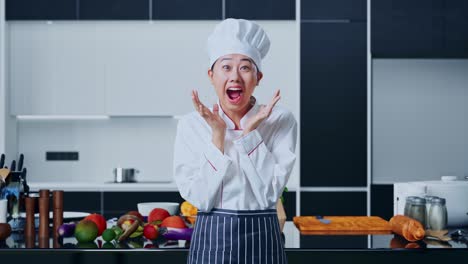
[
  {"xmin": 222, "ymin": 65, "xmax": 230, "ymax": 70},
  {"xmin": 240, "ymin": 66, "xmax": 251, "ymax": 71}
]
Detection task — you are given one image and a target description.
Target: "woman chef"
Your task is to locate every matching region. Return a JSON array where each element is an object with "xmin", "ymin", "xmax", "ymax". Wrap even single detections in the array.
[{"xmin": 174, "ymin": 18, "xmax": 297, "ymax": 264}]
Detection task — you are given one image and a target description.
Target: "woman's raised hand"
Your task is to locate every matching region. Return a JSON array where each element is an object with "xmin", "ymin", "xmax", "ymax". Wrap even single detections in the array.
[
  {"xmin": 192, "ymin": 90, "xmax": 227, "ymax": 133},
  {"xmin": 243, "ymin": 89, "xmax": 281, "ymax": 136},
  {"xmin": 192, "ymin": 90, "xmax": 227, "ymax": 152}
]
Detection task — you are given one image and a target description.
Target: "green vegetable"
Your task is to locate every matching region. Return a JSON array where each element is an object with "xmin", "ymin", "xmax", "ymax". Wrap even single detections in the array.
[
  {"xmin": 280, "ymin": 187, "xmax": 288, "ymax": 204},
  {"xmin": 111, "ymin": 226, "xmax": 123, "ymax": 239},
  {"xmin": 74, "ymin": 220, "xmax": 98, "ymax": 243},
  {"xmin": 102, "ymin": 228, "xmax": 117, "ymax": 242},
  {"xmin": 129, "ymin": 225, "xmax": 144, "ymax": 238},
  {"xmin": 102, "ymin": 242, "xmax": 116, "ymax": 249}
]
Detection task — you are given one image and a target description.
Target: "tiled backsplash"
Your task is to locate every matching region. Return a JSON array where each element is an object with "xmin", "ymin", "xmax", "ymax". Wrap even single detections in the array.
[{"xmin": 18, "ymin": 117, "xmax": 178, "ymax": 183}]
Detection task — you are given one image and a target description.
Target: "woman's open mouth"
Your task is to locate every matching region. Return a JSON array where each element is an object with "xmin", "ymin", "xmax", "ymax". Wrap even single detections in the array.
[{"xmin": 226, "ymin": 87, "xmax": 243, "ymax": 104}]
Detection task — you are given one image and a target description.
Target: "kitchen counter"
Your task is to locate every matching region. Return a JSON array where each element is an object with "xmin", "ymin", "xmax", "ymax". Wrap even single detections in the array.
[
  {"xmin": 28, "ymin": 182, "xmax": 180, "ymax": 192},
  {"xmin": 28, "ymin": 182, "xmax": 300, "ymax": 192},
  {"xmin": 1, "ymin": 222, "xmax": 467, "ymax": 263}
]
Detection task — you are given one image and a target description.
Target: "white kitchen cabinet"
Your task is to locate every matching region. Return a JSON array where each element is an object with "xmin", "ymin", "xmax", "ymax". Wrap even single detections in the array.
[
  {"xmin": 9, "ymin": 22, "xmax": 106, "ymax": 115},
  {"xmin": 104, "ymin": 22, "xmax": 213, "ymax": 116},
  {"xmin": 103, "ymin": 21, "xmax": 297, "ymax": 117},
  {"xmin": 9, "ymin": 21, "xmax": 295, "ymax": 117},
  {"xmin": 10, "ymin": 24, "xmax": 55, "ymax": 115},
  {"xmin": 9, "ymin": 22, "xmax": 215, "ymax": 116}
]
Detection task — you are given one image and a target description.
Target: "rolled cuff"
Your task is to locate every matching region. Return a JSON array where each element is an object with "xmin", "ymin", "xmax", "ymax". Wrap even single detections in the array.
[
  {"xmin": 203, "ymin": 140, "xmax": 233, "ymax": 172},
  {"xmin": 233, "ymin": 129, "xmax": 264, "ymax": 155}
]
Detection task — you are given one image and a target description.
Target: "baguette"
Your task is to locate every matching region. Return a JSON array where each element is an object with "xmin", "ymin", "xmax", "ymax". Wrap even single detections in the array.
[{"xmin": 389, "ymin": 215, "xmax": 425, "ymax": 242}]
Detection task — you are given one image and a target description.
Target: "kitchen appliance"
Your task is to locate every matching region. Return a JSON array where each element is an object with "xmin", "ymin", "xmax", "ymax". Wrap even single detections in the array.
[
  {"xmin": 113, "ymin": 168, "xmax": 139, "ymax": 183},
  {"xmin": 394, "ymin": 177, "xmax": 468, "ymax": 227}
]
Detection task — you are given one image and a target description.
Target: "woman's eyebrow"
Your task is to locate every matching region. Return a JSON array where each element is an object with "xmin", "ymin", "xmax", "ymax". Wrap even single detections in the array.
[
  {"xmin": 240, "ymin": 58, "xmax": 253, "ymax": 63},
  {"xmin": 220, "ymin": 58, "xmax": 233, "ymax": 61}
]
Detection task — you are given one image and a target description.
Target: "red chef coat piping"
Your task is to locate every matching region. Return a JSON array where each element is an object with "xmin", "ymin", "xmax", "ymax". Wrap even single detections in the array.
[
  {"xmin": 248, "ymin": 140, "xmax": 264, "ymax": 156},
  {"xmin": 205, "ymin": 155, "xmax": 217, "ymax": 171}
]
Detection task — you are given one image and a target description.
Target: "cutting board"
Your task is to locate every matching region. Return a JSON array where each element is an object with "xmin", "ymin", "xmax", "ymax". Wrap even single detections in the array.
[{"xmin": 293, "ymin": 216, "xmax": 392, "ymax": 235}]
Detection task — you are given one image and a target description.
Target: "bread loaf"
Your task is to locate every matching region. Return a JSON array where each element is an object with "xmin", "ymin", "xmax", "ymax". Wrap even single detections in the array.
[
  {"xmin": 390, "ymin": 236, "xmax": 421, "ymax": 249},
  {"xmin": 389, "ymin": 215, "xmax": 425, "ymax": 242}
]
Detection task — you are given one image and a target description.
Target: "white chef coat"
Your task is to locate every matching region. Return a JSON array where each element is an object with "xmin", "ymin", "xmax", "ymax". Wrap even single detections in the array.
[{"xmin": 173, "ymin": 98, "xmax": 297, "ymax": 212}]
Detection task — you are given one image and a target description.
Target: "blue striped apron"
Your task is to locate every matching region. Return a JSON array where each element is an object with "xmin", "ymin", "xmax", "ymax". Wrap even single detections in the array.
[{"xmin": 187, "ymin": 208, "xmax": 287, "ymax": 264}]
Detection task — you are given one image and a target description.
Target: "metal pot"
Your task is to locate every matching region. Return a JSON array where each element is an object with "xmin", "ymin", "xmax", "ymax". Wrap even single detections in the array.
[{"xmin": 113, "ymin": 168, "xmax": 139, "ymax": 183}]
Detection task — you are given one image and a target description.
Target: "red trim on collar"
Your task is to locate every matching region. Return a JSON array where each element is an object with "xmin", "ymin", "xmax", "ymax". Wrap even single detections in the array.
[
  {"xmin": 205, "ymin": 157, "xmax": 217, "ymax": 171},
  {"xmin": 217, "ymin": 97, "xmax": 257, "ymax": 130},
  {"xmin": 248, "ymin": 140, "xmax": 264, "ymax": 156}
]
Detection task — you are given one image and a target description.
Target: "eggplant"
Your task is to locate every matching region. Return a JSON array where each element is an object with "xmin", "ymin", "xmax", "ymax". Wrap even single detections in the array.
[
  {"xmin": 58, "ymin": 223, "xmax": 76, "ymax": 237},
  {"xmin": 160, "ymin": 227, "xmax": 193, "ymax": 241}
]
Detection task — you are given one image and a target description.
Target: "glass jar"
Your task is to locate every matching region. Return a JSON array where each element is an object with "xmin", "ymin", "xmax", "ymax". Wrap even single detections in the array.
[
  {"xmin": 408, "ymin": 197, "xmax": 426, "ymax": 227},
  {"xmin": 428, "ymin": 197, "xmax": 447, "ymax": 231},
  {"xmin": 424, "ymin": 195, "xmax": 439, "ymax": 229},
  {"xmin": 404, "ymin": 196, "xmax": 418, "ymax": 217}
]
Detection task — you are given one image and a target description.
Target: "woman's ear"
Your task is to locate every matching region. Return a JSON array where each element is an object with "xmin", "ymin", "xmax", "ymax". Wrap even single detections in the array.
[
  {"xmin": 208, "ymin": 69, "xmax": 214, "ymax": 84},
  {"xmin": 256, "ymin": 71, "xmax": 263, "ymax": 86}
]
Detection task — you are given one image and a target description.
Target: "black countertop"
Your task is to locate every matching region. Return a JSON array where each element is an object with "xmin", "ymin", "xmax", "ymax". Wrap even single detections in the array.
[
  {"xmin": 1, "ymin": 222, "xmax": 467, "ymax": 250},
  {"xmin": 1, "ymin": 222, "xmax": 468, "ymax": 264}
]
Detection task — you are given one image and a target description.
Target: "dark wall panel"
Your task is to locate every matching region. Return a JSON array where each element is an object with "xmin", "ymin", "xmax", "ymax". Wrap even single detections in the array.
[
  {"xmin": 79, "ymin": 0, "xmax": 149, "ymax": 20},
  {"xmin": 153, "ymin": 0, "xmax": 222, "ymax": 20},
  {"xmin": 63, "ymin": 192, "xmax": 102, "ymax": 214},
  {"xmin": 301, "ymin": 0, "xmax": 367, "ymax": 21},
  {"xmin": 301, "ymin": 22, "xmax": 367, "ymax": 187},
  {"xmin": 371, "ymin": 184, "xmax": 393, "ymax": 221},
  {"xmin": 226, "ymin": 0, "xmax": 295, "ymax": 20},
  {"xmin": 6, "ymin": 0, "xmax": 77, "ymax": 20},
  {"xmin": 300, "ymin": 191, "xmax": 367, "ymax": 216}
]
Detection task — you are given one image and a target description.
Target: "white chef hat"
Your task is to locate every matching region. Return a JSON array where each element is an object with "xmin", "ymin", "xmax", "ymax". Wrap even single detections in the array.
[{"xmin": 207, "ymin": 18, "xmax": 270, "ymax": 72}]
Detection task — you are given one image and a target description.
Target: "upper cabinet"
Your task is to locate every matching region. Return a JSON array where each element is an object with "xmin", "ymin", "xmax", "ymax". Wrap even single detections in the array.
[
  {"xmin": 9, "ymin": 24, "xmax": 106, "ymax": 115},
  {"xmin": 6, "ymin": 0, "xmax": 77, "ymax": 20},
  {"xmin": 372, "ymin": 0, "xmax": 468, "ymax": 58},
  {"xmin": 9, "ymin": 23, "xmax": 206, "ymax": 116},
  {"xmin": 301, "ymin": 0, "xmax": 367, "ymax": 21},
  {"xmin": 444, "ymin": 0, "xmax": 468, "ymax": 57},
  {"xmin": 6, "ymin": 0, "xmax": 295, "ymax": 21},
  {"xmin": 153, "ymin": 0, "xmax": 222, "ymax": 20},
  {"xmin": 102, "ymin": 23, "xmax": 199, "ymax": 116},
  {"xmin": 79, "ymin": 0, "xmax": 149, "ymax": 20},
  {"xmin": 225, "ymin": 0, "xmax": 295, "ymax": 20}
]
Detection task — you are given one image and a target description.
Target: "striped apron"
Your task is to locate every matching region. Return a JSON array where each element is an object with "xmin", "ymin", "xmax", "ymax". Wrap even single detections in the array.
[{"xmin": 187, "ymin": 208, "xmax": 287, "ymax": 264}]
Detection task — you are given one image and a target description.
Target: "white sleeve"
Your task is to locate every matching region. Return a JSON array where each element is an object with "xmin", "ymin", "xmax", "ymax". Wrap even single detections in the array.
[
  {"xmin": 173, "ymin": 118, "xmax": 233, "ymax": 212},
  {"xmin": 233, "ymin": 113, "xmax": 297, "ymax": 209}
]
